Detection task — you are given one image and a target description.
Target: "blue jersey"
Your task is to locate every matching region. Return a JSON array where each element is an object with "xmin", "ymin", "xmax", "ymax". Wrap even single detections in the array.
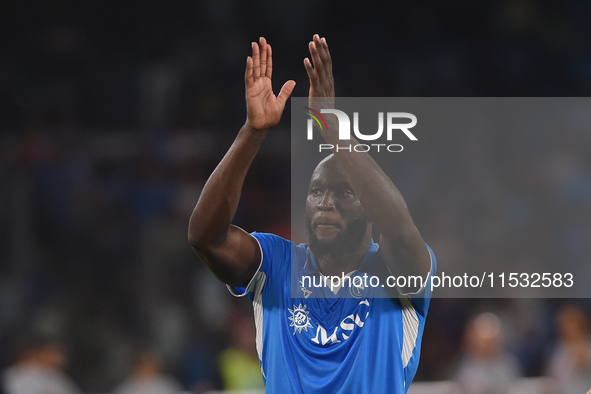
[{"xmin": 229, "ymin": 232, "xmax": 436, "ymax": 394}]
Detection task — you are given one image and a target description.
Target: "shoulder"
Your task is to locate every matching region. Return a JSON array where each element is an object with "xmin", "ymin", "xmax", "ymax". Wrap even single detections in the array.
[
  {"xmin": 250, "ymin": 232, "xmax": 292, "ymax": 251},
  {"xmin": 251, "ymin": 232, "xmax": 307, "ymax": 263},
  {"xmin": 228, "ymin": 232, "xmax": 304, "ymax": 298}
]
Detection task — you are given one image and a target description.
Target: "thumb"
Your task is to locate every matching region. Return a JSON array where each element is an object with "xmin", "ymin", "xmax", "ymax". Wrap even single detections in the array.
[{"xmin": 277, "ymin": 80, "xmax": 296, "ymax": 107}]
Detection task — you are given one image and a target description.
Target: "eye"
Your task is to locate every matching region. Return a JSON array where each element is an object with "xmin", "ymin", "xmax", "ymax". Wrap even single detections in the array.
[
  {"xmin": 339, "ymin": 189, "xmax": 353, "ymax": 197},
  {"xmin": 311, "ymin": 188, "xmax": 322, "ymax": 196}
]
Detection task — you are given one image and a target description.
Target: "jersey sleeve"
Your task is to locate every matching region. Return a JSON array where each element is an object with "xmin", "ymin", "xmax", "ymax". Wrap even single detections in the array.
[
  {"xmin": 407, "ymin": 243, "xmax": 437, "ymax": 317},
  {"xmin": 226, "ymin": 232, "xmax": 290, "ymax": 300}
]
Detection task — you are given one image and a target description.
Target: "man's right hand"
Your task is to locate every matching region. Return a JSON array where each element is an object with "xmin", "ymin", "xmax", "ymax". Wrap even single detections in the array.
[{"xmin": 245, "ymin": 37, "xmax": 296, "ymax": 132}]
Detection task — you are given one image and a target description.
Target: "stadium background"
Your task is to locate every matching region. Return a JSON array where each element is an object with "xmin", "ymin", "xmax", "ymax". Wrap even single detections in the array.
[{"xmin": 1, "ymin": 0, "xmax": 591, "ymax": 392}]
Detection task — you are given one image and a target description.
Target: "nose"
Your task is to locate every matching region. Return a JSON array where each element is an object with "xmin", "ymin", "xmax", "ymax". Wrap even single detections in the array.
[{"xmin": 318, "ymin": 190, "xmax": 336, "ymax": 211}]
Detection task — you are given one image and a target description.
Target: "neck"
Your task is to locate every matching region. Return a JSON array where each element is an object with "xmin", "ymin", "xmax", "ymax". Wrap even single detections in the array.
[{"xmin": 315, "ymin": 234, "xmax": 372, "ymax": 276}]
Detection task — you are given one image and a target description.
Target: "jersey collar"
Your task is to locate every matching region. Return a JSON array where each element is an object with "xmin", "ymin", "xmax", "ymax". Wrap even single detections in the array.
[{"xmin": 303, "ymin": 239, "xmax": 380, "ymax": 276}]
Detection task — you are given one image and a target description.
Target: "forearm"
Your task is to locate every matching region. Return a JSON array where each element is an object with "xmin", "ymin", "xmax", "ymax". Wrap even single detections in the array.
[
  {"xmin": 324, "ymin": 128, "xmax": 429, "ymax": 277},
  {"xmin": 189, "ymin": 124, "xmax": 267, "ymax": 249},
  {"xmin": 322, "ymin": 128, "xmax": 414, "ymax": 239},
  {"xmin": 305, "ymin": 38, "xmax": 413, "ymax": 238},
  {"xmin": 304, "ymin": 34, "xmax": 429, "ymax": 279}
]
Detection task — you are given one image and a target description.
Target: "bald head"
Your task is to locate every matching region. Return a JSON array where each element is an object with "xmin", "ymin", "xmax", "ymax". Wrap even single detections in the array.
[{"xmin": 310, "ymin": 154, "xmax": 348, "ymax": 186}]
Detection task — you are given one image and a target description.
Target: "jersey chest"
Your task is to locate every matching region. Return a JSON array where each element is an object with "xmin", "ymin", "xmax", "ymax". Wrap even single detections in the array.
[{"xmin": 277, "ymin": 290, "xmax": 404, "ymax": 354}]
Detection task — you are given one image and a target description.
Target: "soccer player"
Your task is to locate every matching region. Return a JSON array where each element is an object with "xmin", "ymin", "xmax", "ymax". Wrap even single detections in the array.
[{"xmin": 188, "ymin": 34, "xmax": 436, "ymax": 393}]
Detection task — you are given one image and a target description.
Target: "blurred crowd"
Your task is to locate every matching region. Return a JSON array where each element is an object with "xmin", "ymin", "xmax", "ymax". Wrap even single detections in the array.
[{"xmin": 2, "ymin": 0, "xmax": 591, "ymax": 392}]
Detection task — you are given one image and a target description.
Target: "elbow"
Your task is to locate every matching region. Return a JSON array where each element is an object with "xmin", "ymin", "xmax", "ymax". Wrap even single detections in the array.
[
  {"xmin": 188, "ymin": 210, "xmax": 230, "ymax": 255},
  {"xmin": 188, "ymin": 222, "xmax": 225, "ymax": 254},
  {"xmin": 188, "ymin": 209, "xmax": 212, "ymax": 251},
  {"xmin": 188, "ymin": 223, "xmax": 207, "ymax": 252},
  {"xmin": 188, "ymin": 232, "xmax": 200, "ymax": 251}
]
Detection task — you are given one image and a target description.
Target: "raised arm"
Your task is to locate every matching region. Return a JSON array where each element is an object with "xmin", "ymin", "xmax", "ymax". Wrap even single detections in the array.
[
  {"xmin": 188, "ymin": 37, "xmax": 295, "ymax": 287},
  {"xmin": 305, "ymin": 34, "xmax": 430, "ymax": 279}
]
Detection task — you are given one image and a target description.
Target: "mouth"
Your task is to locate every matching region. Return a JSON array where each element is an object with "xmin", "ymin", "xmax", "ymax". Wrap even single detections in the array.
[
  {"xmin": 312, "ymin": 217, "xmax": 341, "ymax": 237},
  {"xmin": 313, "ymin": 217, "xmax": 340, "ymax": 229},
  {"xmin": 315, "ymin": 224, "xmax": 339, "ymax": 235}
]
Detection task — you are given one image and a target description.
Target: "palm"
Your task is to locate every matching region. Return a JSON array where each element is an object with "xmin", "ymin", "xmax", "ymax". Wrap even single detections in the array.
[
  {"xmin": 245, "ymin": 38, "xmax": 295, "ymax": 132},
  {"xmin": 246, "ymin": 76, "xmax": 283, "ymax": 130}
]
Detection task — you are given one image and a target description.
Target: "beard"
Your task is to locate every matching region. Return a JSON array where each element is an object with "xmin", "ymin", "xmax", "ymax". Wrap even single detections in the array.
[{"xmin": 305, "ymin": 213, "xmax": 370, "ymax": 259}]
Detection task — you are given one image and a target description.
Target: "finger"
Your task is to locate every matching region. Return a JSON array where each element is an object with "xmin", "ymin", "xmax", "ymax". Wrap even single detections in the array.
[
  {"xmin": 309, "ymin": 40, "xmax": 324, "ymax": 76},
  {"xmin": 267, "ymin": 44, "xmax": 273, "ymax": 79},
  {"xmin": 277, "ymin": 80, "xmax": 296, "ymax": 107},
  {"xmin": 321, "ymin": 36, "xmax": 330, "ymax": 54},
  {"xmin": 314, "ymin": 34, "xmax": 325, "ymax": 58},
  {"xmin": 319, "ymin": 36, "xmax": 333, "ymax": 75},
  {"xmin": 314, "ymin": 35, "xmax": 331, "ymax": 78},
  {"xmin": 259, "ymin": 37, "xmax": 267, "ymax": 77},
  {"xmin": 313, "ymin": 33, "xmax": 321, "ymax": 46},
  {"xmin": 313, "ymin": 35, "xmax": 328, "ymax": 77},
  {"xmin": 245, "ymin": 56, "xmax": 254, "ymax": 87},
  {"xmin": 304, "ymin": 57, "xmax": 318, "ymax": 86},
  {"xmin": 252, "ymin": 41, "xmax": 261, "ymax": 78}
]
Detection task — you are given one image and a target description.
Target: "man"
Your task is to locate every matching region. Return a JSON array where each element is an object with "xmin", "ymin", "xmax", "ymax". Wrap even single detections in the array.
[{"xmin": 189, "ymin": 34, "xmax": 436, "ymax": 393}]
